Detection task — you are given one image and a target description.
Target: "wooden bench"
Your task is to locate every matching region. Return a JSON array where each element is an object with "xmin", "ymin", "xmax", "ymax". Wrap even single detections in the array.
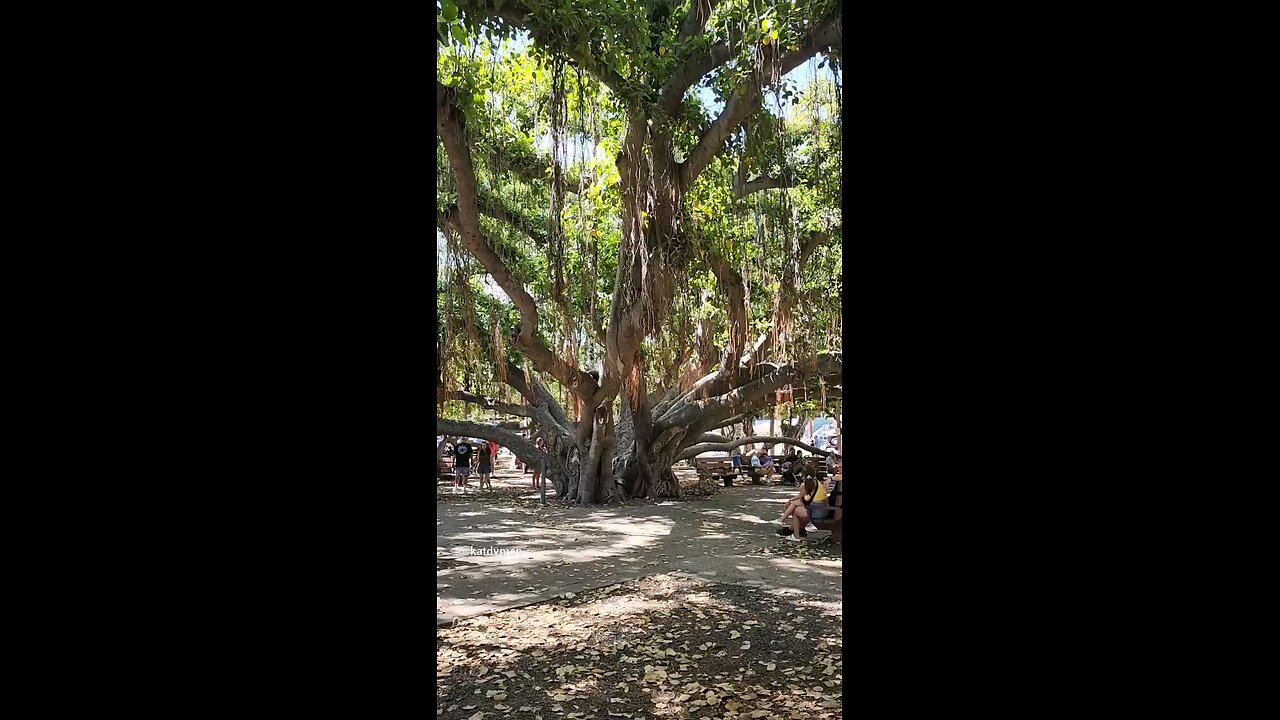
[
  {"xmin": 811, "ymin": 480, "xmax": 842, "ymax": 544},
  {"xmin": 772, "ymin": 456, "xmax": 829, "ymax": 485},
  {"xmin": 437, "ymin": 457, "xmax": 454, "ymax": 484},
  {"xmin": 694, "ymin": 457, "xmax": 740, "ymax": 486}
]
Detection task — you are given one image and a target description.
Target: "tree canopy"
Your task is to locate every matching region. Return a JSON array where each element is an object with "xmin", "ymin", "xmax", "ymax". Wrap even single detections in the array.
[{"xmin": 437, "ymin": 0, "xmax": 842, "ymax": 502}]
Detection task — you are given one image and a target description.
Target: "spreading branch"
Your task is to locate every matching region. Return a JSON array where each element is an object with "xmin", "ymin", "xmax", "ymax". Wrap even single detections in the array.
[
  {"xmin": 658, "ymin": 365, "xmax": 799, "ymax": 430},
  {"xmin": 659, "ymin": 27, "xmax": 745, "ymax": 116},
  {"xmin": 693, "ymin": 432, "xmax": 732, "ymax": 444},
  {"xmin": 486, "ymin": 151, "xmax": 594, "ymax": 194},
  {"xmin": 458, "ymin": 0, "xmax": 633, "ymax": 101},
  {"xmin": 436, "ymin": 418, "xmax": 557, "ymax": 471},
  {"xmin": 678, "ymin": 0, "xmax": 724, "ymax": 43},
  {"xmin": 476, "ymin": 186, "xmax": 549, "ymax": 245},
  {"xmin": 679, "ymin": 13, "xmax": 842, "ymax": 189},
  {"xmin": 502, "ymin": 360, "xmax": 575, "ymax": 432},
  {"xmin": 733, "ymin": 174, "xmax": 802, "ymax": 199},
  {"xmin": 658, "ymin": 361, "xmax": 789, "ymax": 422},
  {"xmin": 441, "ymin": 390, "xmax": 533, "ymax": 418},
  {"xmin": 677, "ymin": 435, "xmax": 834, "ymax": 461},
  {"xmin": 437, "ymin": 82, "xmax": 599, "ymax": 400},
  {"xmin": 660, "ymin": 353, "xmax": 842, "ymax": 430}
]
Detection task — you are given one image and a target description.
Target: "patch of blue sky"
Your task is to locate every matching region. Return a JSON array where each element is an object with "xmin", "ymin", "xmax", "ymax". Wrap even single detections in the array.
[
  {"xmin": 494, "ymin": 28, "xmax": 827, "ymax": 123},
  {"xmin": 694, "ymin": 52, "xmax": 828, "ymax": 119}
]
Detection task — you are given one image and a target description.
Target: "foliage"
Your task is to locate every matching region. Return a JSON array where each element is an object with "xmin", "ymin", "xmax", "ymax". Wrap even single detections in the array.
[
  {"xmin": 437, "ymin": 0, "xmax": 841, "ymax": 503},
  {"xmin": 438, "ymin": 8, "xmax": 840, "ymax": 384}
]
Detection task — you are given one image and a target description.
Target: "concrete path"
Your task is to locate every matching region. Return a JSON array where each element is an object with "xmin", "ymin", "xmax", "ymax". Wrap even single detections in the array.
[{"xmin": 436, "ymin": 483, "xmax": 842, "ymax": 625}]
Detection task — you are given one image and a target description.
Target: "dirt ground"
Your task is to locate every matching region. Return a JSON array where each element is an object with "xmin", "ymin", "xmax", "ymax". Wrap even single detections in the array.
[{"xmin": 437, "ymin": 574, "xmax": 842, "ymax": 720}]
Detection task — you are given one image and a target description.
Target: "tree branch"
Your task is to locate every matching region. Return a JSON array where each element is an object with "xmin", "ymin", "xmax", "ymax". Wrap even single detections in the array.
[
  {"xmin": 733, "ymin": 175, "xmax": 801, "ymax": 199},
  {"xmin": 660, "ymin": 353, "xmax": 842, "ymax": 430},
  {"xmin": 502, "ymin": 359, "xmax": 575, "ymax": 433},
  {"xmin": 438, "ymin": 82, "xmax": 599, "ymax": 400},
  {"xmin": 476, "ymin": 186, "xmax": 549, "ymax": 245},
  {"xmin": 677, "ymin": 435, "xmax": 833, "ymax": 461},
  {"xmin": 693, "ymin": 432, "xmax": 732, "ymax": 444},
  {"xmin": 658, "ymin": 365, "xmax": 799, "ymax": 430},
  {"xmin": 436, "ymin": 418, "xmax": 559, "ymax": 471},
  {"xmin": 486, "ymin": 151, "xmax": 594, "ymax": 194},
  {"xmin": 458, "ymin": 0, "xmax": 633, "ymax": 101},
  {"xmin": 679, "ymin": 13, "xmax": 842, "ymax": 189},
  {"xmin": 659, "ymin": 26, "xmax": 745, "ymax": 116},
  {"xmin": 442, "ymin": 390, "xmax": 533, "ymax": 418},
  {"xmin": 657, "ymin": 361, "xmax": 786, "ymax": 423},
  {"xmin": 678, "ymin": 0, "xmax": 724, "ymax": 42}
]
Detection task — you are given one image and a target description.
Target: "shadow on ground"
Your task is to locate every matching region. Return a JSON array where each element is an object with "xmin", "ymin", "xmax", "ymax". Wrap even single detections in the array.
[
  {"xmin": 437, "ymin": 485, "xmax": 843, "ymax": 624},
  {"xmin": 437, "ymin": 574, "xmax": 842, "ymax": 720}
]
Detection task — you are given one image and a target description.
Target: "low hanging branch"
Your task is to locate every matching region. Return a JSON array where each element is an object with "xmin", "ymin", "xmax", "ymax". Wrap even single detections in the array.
[
  {"xmin": 441, "ymin": 390, "xmax": 534, "ymax": 418},
  {"xmin": 475, "ymin": 186, "xmax": 549, "ymax": 245},
  {"xmin": 485, "ymin": 151, "xmax": 595, "ymax": 195},
  {"xmin": 436, "ymin": 418, "xmax": 552, "ymax": 468},
  {"xmin": 679, "ymin": 12, "xmax": 843, "ymax": 189},
  {"xmin": 676, "ymin": 435, "xmax": 834, "ymax": 461},
  {"xmin": 659, "ymin": 353, "xmax": 841, "ymax": 428},
  {"xmin": 437, "ymin": 82, "xmax": 599, "ymax": 401},
  {"xmin": 733, "ymin": 175, "xmax": 803, "ymax": 199},
  {"xmin": 459, "ymin": 0, "xmax": 635, "ymax": 102}
]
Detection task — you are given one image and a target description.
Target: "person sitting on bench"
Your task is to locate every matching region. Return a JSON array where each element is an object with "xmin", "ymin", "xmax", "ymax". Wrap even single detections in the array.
[
  {"xmin": 777, "ymin": 472, "xmax": 831, "ymax": 540},
  {"xmin": 780, "ymin": 449, "xmax": 802, "ymax": 485},
  {"xmin": 777, "ymin": 465, "xmax": 823, "ymax": 527},
  {"xmin": 750, "ymin": 448, "xmax": 775, "ymax": 480},
  {"xmin": 777, "ymin": 480, "xmax": 809, "ymax": 527}
]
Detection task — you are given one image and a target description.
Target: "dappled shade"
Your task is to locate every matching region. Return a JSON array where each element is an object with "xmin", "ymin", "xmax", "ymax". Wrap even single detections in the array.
[{"xmin": 438, "ymin": 0, "xmax": 843, "ymax": 504}]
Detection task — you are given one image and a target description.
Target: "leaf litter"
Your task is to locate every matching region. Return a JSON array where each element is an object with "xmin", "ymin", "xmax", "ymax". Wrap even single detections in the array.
[{"xmin": 438, "ymin": 574, "xmax": 841, "ymax": 719}]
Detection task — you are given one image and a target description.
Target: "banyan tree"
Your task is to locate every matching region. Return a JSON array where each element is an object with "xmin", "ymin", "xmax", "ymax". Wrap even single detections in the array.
[{"xmin": 437, "ymin": 0, "xmax": 842, "ymax": 502}]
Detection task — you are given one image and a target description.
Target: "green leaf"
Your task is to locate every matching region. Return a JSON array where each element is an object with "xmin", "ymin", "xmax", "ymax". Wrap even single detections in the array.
[
  {"xmin": 442, "ymin": 3, "xmax": 458, "ymax": 22},
  {"xmin": 451, "ymin": 23, "xmax": 467, "ymax": 44}
]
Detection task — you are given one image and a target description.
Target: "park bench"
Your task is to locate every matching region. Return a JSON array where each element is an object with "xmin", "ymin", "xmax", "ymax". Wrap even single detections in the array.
[
  {"xmin": 693, "ymin": 457, "xmax": 740, "ymax": 486},
  {"xmin": 811, "ymin": 480, "xmax": 843, "ymax": 544},
  {"xmin": 437, "ymin": 455, "xmax": 455, "ymax": 483},
  {"xmin": 767, "ymin": 455, "xmax": 830, "ymax": 485}
]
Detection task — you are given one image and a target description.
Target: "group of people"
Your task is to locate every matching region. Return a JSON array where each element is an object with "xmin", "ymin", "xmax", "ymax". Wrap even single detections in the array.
[
  {"xmin": 442, "ymin": 433, "xmax": 554, "ymax": 492},
  {"xmin": 730, "ymin": 446, "xmax": 782, "ymax": 480},
  {"xmin": 730, "ymin": 446, "xmax": 832, "ymax": 484},
  {"xmin": 444, "ymin": 438, "xmax": 499, "ymax": 490}
]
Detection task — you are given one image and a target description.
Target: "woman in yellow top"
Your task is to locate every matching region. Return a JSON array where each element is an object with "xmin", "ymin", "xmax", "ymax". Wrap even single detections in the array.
[{"xmin": 777, "ymin": 471, "xmax": 831, "ymax": 541}]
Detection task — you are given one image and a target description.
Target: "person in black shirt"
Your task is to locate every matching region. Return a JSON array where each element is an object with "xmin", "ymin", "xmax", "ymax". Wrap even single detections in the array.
[
  {"xmin": 780, "ymin": 449, "xmax": 803, "ymax": 485},
  {"xmin": 452, "ymin": 441, "xmax": 473, "ymax": 488}
]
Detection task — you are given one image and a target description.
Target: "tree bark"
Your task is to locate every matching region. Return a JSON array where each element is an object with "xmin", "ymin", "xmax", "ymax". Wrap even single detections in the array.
[
  {"xmin": 676, "ymin": 435, "xmax": 834, "ymax": 461},
  {"xmin": 438, "ymin": 8, "xmax": 843, "ymax": 502}
]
